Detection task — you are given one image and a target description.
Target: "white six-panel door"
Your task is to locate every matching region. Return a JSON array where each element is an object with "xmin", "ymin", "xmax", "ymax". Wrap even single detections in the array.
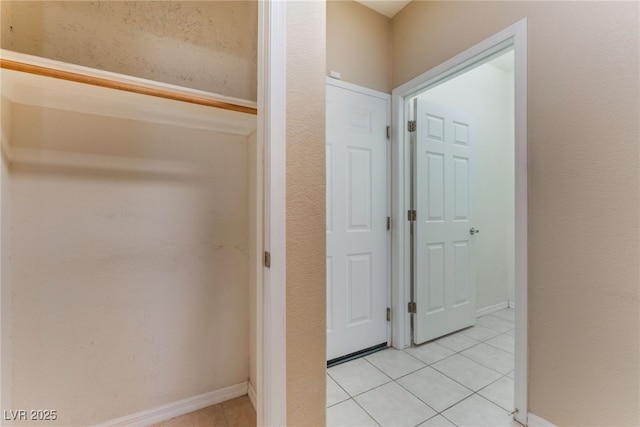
[
  {"xmin": 413, "ymin": 98, "xmax": 477, "ymax": 345},
  {"xmin": 326, "ymin": 82, "xmax": 389, "ymax": 360}
]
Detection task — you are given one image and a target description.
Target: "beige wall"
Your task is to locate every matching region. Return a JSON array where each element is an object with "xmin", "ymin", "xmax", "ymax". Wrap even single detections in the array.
[
  {"xmin": 286, "ymin": 1, "xmax": 326, "ymax": 426},
  {"xmin": 393, "ymin": 2, "xmax": 640, "ymax": 425},
  {"xmin": 0, "ymin": 97, "xmax": 12, "ymax": 414},
  {"xmin": 6, "ymin": 104, "xmax": 251, "ymax": 426},
  {"xmin": 327, "ymin": 0, "xmax": 391, "ymax": 93},
  {"xmin": 1, "ymin": 1, "xmax": 257, "ymax": 100}
]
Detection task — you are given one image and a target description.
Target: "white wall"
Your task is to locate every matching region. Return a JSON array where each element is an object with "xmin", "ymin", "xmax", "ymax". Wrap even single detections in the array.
[
  {"xmin": 5, "ymin": 103, "xmax": 250, "ymax": 426},
  {"xmin": 418, "ymin": 55, "xmax": 515, "ymax": 312}
]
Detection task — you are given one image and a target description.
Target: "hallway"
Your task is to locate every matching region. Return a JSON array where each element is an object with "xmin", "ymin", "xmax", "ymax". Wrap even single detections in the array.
[{"xmin": 327, "ymin": 309, "xmax": 518, "ymax": 427}]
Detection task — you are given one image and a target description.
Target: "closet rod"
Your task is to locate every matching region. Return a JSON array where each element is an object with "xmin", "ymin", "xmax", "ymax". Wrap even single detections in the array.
[{"xmin": 0, "ymin": 58, "xmax": 258, "ymax": 116}]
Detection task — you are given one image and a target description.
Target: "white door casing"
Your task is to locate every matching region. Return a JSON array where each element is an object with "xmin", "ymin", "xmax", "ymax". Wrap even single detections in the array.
[
  {"xmin": 326, "ymin": 80, "xmax": 390, "ymax": 361},
  {"xmin": 412, "ymin": 99, "xmax": 477, "ymax": 345},
  {"xmin": 391, "ymin": 19, "xmax": 527, "ymax": 424}
]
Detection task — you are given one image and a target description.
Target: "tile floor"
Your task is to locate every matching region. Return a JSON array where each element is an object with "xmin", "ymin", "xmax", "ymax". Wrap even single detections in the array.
[
  {"xmin": 150, "ymin": 395, "xmax": 256, "ymax": 427},
  {"xmin": 327, "ymin": 308, "xmax": 519, "ymax": 427}
]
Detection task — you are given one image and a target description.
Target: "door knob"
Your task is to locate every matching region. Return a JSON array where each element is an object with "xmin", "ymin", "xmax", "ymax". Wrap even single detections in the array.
[{"xmin": 470, "ymin": 228, "xmax": 480, "ymax": 235}]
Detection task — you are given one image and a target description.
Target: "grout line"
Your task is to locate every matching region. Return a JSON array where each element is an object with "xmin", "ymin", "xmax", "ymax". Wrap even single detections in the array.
[
  {"xmin": 482, "ymin": 332, "xmax": 516, "ymax": 354},
  {"xmin": 325, "ymin": 373, "xmax": 352, "ymax": 408},
  {"xmin": 454, "ymin": 347, "xmax": 513, "ymax": 376},
  {"xmin": 326, "ymin": 317, "xmax": 516, "ymax": 426},
  {"xmin": 474, "ymin": 393, "xmax": 513, "ymax": 414},
  {"xmin": 351, "ymin": 398, "xmax": 382, "ymax": 427},
  {"xmin": 360, "ymin": 356, "xmax": 397, "ymax": 385}
]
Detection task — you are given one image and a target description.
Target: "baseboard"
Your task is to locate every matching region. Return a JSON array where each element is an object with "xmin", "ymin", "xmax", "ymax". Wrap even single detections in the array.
[
  {"xmin": 476, "ymin": 301, "xmax": 509, "ymax": 318},
  {"xmin": 527, "ymin": 413, "xmax": 558, "ymax": 427},
  {"xmin": 95, "ymin": 381, "xmax": 248, "ymax": 427},
  {"xmin": 247, "ymin": 381, "xmax": 257, "ymax": 411}
]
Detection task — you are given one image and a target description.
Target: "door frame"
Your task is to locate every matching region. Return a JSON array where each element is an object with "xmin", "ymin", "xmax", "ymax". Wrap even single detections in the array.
[
  {"xmin": 325, "ymin": 77, "xmax": 393, "ymax": 359},
  {"xmin": 390, "ymin": 19, "xmax": 528, "ymax": 425},
  {"xmin": 256, "ymin": 1, "xmax": 286, "ymax": 426}
]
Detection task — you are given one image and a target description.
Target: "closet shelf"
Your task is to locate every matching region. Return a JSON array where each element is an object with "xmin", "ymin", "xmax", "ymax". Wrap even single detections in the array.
[{"xmin": 0, "ymin": 49, "xmax": 257, "ymax": 136}]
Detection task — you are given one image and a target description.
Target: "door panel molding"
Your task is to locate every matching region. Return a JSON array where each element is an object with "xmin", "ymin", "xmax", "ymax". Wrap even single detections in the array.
[{"xmin": 326, "ymin": 78, "xmax": 391, "ymax": 361}]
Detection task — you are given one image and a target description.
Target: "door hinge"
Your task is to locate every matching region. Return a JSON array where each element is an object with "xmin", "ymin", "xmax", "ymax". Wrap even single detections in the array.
[
  {"xmin": 386, "ymin": 216, "xmax": 391, "ymax": 231},
  {"xmin": 386, "ymin": 125, "xmax": 391, "ymax": 140},
  {"xmin": 386, "ymin": 307, "xmax": 392, "ymax": 322},
  {"xmin": 264, "ymin": 251, "xmax": 271, "ymax": 268},
  {"xmin": 408, "ymin": 301, "xmax": 417, "ymax": 314},
  {"xmin": 407, "ymin": 209, "xmax": 416, "ymax": 221},
  {"xmin": 407, "ymin": 120, "xmax": 417, "ymax": 132}
]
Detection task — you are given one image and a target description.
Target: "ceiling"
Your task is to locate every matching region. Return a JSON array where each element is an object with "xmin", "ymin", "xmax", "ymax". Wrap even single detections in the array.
[{"xmin": 354, "ymin": 0, "xmax": 411, "ymax": 18}]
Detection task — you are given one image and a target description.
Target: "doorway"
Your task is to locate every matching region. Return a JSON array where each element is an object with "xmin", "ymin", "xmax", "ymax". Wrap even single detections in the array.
[
  {"xmin": 391, "ymin": 19, "xmax": 528, "ymax": 425},
  {"xmin": 326, "ymin": 19, "xmax": 528, "ymax": 427},
  {"xmin": 325, "ymin": 78, "xmax": 391, "ymax": 364},
  {"xmin": 410, "ymin": 48, "xmax": 515, "ymax": 345},
  {"xmin": 327, "ymin": 48, "xmax": 520, "ymax": 427}
]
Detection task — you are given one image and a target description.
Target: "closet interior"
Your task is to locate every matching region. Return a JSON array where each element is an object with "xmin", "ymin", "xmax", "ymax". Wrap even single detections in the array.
[{"xmin": 0, "ymin": 50, "xmax": 258, "ymax": 426}]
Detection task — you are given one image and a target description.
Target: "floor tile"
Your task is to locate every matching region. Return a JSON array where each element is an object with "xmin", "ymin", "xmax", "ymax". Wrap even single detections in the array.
[
  {"xmin": 479, "ymin": 376, "xmax": 515, "ymax": 412},
  {"xmin": 461, "ymin": 343, "xmax": 514, "ymax": 374},
  {"xmin": 355, "ymin": 382, "xmax": 436, "ymax": 427},
  {"xmin": 431, "ymin": 354, "xmax": 502, "ymax": 391},
  {"xmin": 441, "ymin": 395, "xmax": 516, "ymax": 427},
  {"xmin": 490, "ymin": 308, "xmax": 515, "ymax": 322},
  {"xmin": 486, "ymin": 333, "xmax": 515, "ymax": 354},
  {"xmin": 404, "ymin": 342, "xmax": 455, "ymax": 365},
  {"xmin": 327, "ymin": 374, "xmax": 350, "ymax": 407},
  {"xmin": 435, "ymin": 332, "xmax": 479, "ymax": 352},
  {"xmin": 418, "ymin": 415, "xmax": 456, "ymax": 427},
  {"xmin": 326, "ymin": 399, "xmax": 378, "ymax": 427},
  {"xmin": 365, "ymin": 348, "xmax": 426, "ymax": 379},
  {"xmin": 459, "ymin": 325, "xmax": 502, "ymax": 342},
  {"xmin": 397, "ymin": 366, "xmax": 472, "ymax": 412},
  {"xmin": 328, "ymin": 358, "xmax": 391, "ymax": 396},
  {"xmin": 476, "ymin": 315, "xmax": 514, "ymax": 333}
]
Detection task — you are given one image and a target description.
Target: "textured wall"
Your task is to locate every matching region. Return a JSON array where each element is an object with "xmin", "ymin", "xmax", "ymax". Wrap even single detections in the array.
[
  {"xmin": 286, "ymin": 1, "xmax": 327, "ymax": 425},
  {"xmin": 326, "ymin": 0, "xmax": 391, "ymax": 93},
  {"xmin": 0, "ymin": 97, "xmax": 12, "ymax": 414},
  {"xmin": 1, "ymin": 1, "xmax": 257, "ymax": 100},
  {"xmin": 7, "ymin": 105, "xmax": 250, "ymax": 426},
  {"xmin": 392, "ymin": 2, "xmax": 640, "ymax": 425}
]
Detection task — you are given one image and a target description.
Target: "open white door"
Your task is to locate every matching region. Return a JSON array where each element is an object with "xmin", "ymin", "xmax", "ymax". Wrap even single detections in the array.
[
  {"xmin": 412, "ymin": 98, "xmax": 477, "ymax": 345},
  {"xmin": 326, "ymin": 82, "xmax": 389, "ymax": 361}
]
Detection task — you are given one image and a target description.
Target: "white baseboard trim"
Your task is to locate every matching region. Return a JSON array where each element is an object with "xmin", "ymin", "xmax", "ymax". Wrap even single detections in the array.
[
  {"xmin": 476, "ymin": 301, "xmax": 509, "ymax": 318},
  {"xmin": 528, "ymin": 413, "xmax": 558, "ymax": 427},
  {"xmin": 247, "ymin": 381, "xmax": 257, "ymax": 411},
  {"xmin": 95, "ymin": 381, "xmax": 248, "ymax": 427}
]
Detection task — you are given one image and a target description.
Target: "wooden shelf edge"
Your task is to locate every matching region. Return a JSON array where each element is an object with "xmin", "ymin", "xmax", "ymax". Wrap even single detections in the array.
[{"xmin": 0, "ymin": 58, "xmax": 258, "ymax": 116}]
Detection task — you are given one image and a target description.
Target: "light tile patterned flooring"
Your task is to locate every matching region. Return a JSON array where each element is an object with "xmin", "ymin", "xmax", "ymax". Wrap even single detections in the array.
[{"xmin": 327, "ymin": 308, "xmax": 519, "ymax": 427}]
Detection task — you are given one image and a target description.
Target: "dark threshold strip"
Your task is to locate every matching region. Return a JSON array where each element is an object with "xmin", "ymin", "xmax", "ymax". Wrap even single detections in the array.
[{"xmin": 327, "ymin": 343, "xmax": 388, "ymax": 368}]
